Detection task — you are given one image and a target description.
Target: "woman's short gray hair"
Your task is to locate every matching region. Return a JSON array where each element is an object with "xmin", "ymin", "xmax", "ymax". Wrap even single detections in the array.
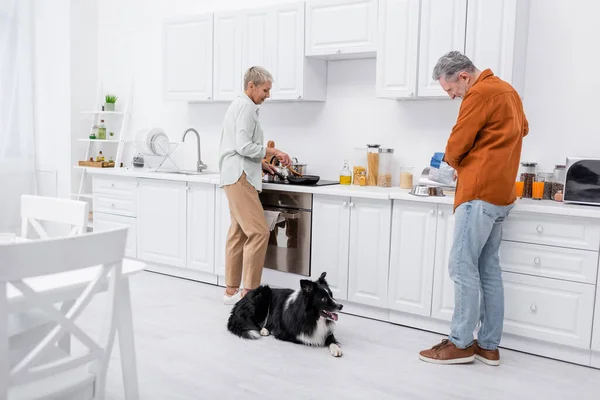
[
  {"xmin": 244, "ymin": 66, "xmax": 273, "ymax": 90},
  {"xmin": 432, "ymin": 51, "xmax": 476, "ymax": 82}
]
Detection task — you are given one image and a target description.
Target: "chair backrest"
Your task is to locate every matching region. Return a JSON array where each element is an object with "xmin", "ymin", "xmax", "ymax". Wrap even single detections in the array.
[
  {"xmin": 0, "ymin": 227, "xmax": 128, "ymax": 399},
  {"xmin": 20, "ymin": 195, "xmax": 89, "ymax": 239}
]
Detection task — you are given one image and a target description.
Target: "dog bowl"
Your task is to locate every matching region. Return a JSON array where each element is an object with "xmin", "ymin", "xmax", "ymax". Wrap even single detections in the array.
[{"xmin": 409, "ymin": 185, "xmax": 445, "ymax": 197}]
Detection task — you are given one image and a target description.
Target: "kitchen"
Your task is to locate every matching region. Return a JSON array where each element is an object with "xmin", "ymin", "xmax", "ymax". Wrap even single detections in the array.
[{"xmin": 7, "ymin": 0, "xmax": 600, "ymax": 398}]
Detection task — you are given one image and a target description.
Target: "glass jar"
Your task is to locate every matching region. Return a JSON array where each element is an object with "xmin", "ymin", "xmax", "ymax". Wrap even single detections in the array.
[
  {"xmin": 377, "ymin": 148, "xmax": 394, "ymax": 187},
  {"xmin": 366, "ymin": 144, "xmax": 381, "ymax": 186},
  {"xmin": 351, "ymin": 147, "xmax": 367, "ymax": 185},
  {"xmin": 399, "ymin": 166, "xmax": 414, "ymax": 189},
  {"xmin": 537, "ymin": 172, "xmax": 553, "ymax": 200},
  {"xmin": 532, "ymin": 175, "xmax": 545, "ymax": 200},
  {"xmin": 519, "ymin": 162, "xmax": 537, "ymax": 198},
  {"xmin": 552, "ymin": 164, "xmax": 566, "ymax": 200}
]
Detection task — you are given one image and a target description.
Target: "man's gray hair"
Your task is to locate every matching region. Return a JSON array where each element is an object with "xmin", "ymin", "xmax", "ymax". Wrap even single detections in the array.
[
  {"xmin": 244, "ymin": 66, "xmax": 273, "ymax": 90},
  {"xmin": 432, "ymin": 51, "xmax": 476, "ymax": 82}
]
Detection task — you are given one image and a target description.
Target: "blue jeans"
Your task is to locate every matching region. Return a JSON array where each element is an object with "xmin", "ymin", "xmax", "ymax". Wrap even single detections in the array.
[{"xmin": 448, "ymin": 200, "xmax": 514, "ymax": 350}]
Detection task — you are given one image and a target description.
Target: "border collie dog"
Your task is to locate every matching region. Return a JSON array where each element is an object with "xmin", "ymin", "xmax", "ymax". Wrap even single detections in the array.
[{"xmin": 227, "ymin": 272, "xmax": 344, "ymax": 357}]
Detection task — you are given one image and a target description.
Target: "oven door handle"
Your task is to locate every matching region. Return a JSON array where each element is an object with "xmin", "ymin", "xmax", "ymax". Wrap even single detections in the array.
[{"xmin": 263, "ymin": 206, "xmax": 309, "ymax": 220}]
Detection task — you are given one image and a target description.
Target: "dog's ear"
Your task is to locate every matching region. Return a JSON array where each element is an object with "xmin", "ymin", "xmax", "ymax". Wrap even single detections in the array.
[
  {"xmin": 318, "ymin": 272, "xmax": 327, "ymax": 284},
  {"xmin": 300, "ymin": 279, "xmax": 314, "ymax": 293}
]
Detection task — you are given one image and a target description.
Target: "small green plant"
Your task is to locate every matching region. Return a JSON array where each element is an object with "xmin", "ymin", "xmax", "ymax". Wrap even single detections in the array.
[{"xmin": 104, "ymin": 94, "xmax": 118, "ymax": 104}]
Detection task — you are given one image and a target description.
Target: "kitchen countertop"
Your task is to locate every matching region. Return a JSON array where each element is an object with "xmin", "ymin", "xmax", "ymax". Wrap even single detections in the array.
[{"xmin": 85, "ymin": 167, "xmax": 600, "ymax": 219}]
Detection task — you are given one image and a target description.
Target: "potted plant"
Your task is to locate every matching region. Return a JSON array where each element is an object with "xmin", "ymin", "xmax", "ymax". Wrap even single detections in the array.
[{"xmin": 104, "ymin": 94, "xmax": 118, "ymax": 111}]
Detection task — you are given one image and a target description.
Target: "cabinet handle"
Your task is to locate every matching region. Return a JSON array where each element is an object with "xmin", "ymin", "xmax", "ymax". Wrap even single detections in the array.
[
  {"xmin": 208, "ymin": 96, "xmax": 211, "ymax": 100},
  {"xmin": 186, "ymin": 186, "xmax": 190, "ymax": 191},
  {"xmin": 430, "ymin": 209, "xmax": 435, "ymax": 215},
  {"xmin": 438, "ymin": 210, "xmax": 443, "ymax": 216},
  {"xmin": 278, "ymin": 200, "xmax": 283, "ymax": 205},
  {"xmin": 136, "ymin": 182, "xmax": 139, "ymax": 187},
  {"xmin": 349, "ymin": 202, "xmax": 355, "ymax": 207},
  {"xmin": 111, "ymin": 183, "xmax": 115, "ymax": 188},
  {"xmin": 336, "ymin": 49, "xmax": 341, "ymax": 54},
  {"xmin": 534, "ymin": 257, "xmax": 541, "ymax": 265},
  {"xmin": 342, "ymin": 201, "xmax": 348, "ymax": 206},
  {"xmin": 410, "ymin": 92, "xmax": 415, "ymax": 97},
  {"xmin": 111, "ymin": 203, "xmax": 115, "ymax": 208},
  {"xmin": 530, "ymin": 304, "xmax": 537, "ymax": 312},
  {"xmin": 536, "ymin": 225, "xmax": 544, "ymax": 233},
  {"xmin": 297, "ymin": 95, "xmax": 302, "ymax": 99}
]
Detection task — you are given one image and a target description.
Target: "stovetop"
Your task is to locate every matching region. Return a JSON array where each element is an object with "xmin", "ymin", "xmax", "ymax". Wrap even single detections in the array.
[{"xmin": 265, "ymin": 179, "xmax": 340, "ymax": 187}]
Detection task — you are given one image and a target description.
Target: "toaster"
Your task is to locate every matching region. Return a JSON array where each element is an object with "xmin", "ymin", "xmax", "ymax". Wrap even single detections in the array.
[{"xmin": 563, "ymin": 157, "xmax": 600, "ymax": 206}]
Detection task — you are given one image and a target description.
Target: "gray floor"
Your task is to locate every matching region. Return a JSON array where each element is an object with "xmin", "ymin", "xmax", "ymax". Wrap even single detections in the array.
[{"xmin": 79, "ymin": 271, "xmax": 600, "ymax": 400}]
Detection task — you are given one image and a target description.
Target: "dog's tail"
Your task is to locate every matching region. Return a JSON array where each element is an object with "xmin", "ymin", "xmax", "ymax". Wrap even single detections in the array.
[{"xmin": 227, "ymin": 286, "xmax": 271, "ymax": 340}]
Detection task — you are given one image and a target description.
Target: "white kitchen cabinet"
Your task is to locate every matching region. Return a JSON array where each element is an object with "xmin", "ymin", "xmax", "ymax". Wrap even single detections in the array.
[
  {"xmin": 348, "ymin": 198, "xmax": 392, "ymax": 308},
  {"xmin": 94, "ymin": 213, "xmax": 137, "ymax": 259},
  {"xmin": 311, "ymin": 195, "xmax": 351, "ymax": 300},
  {"xmin": 137, "ymin": 179, "xmax": 187, "ymax": 268},
  {"xmin": 388, "ymin": 201, "xmax": 438, "ymax": 316},
  {"xmin": 592, "ymin": 271, "xmax": 600, "ymax": 352},
  {"xmin": 417, "ymin": 0, "xmax": 467, "ymax": 97},
  {"xmin": 375, "ymin": 0, "xmax": 420, "ymax": 98},
  {"xmin": 465, "ymin": 0, "xmax": 530, "ymax": 95},
  {"xmin": 163, "ymin": 14, "xmax": 213, "ymax": 101},
  {"xmin": 187, "ymin": 183, "xmax": 216, "ymax": 273},
  {"xmin": 305, "ymin": 0, "xmax": 378, "ymax": 59},
  {"xmin": 214, "ymin": 188, "xmax": 231, "ymax": 277},
  {"xmin": 213, "ymin": 11, "xmax": 242, "ymax": 101},
  {"xmin": 241, "ymin": 3, "xmax": 326, "ymax": 101},
  {"xmin": 502, "ymin": 272, "xmax": 595, "ymax": 349},
  {"xmin": 431, "ymin": 204, "xmax": 456, "ymax": 321}
]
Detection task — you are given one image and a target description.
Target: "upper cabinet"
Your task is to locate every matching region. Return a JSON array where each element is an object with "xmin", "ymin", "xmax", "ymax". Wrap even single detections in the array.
[
  {"xmin": 305, "ymin": 0, "xmax": 378, "ymax": 59},
  {"xmin": 163, "ymin": 15, "xmax": 213, "ymax": 101},
  {"xmin": 213, "ymin": 11, "xmax": 243, "ymax": 101},
  {"xmin": 242, "ymin": 3, "xmax": 326, "ymax": 101},
  {"xmin": 465, "ymin": 0, "xmax": 530, "ymax": 96},
  {"xmin": 417, "ymin": 0, "xmax": 467, "ymax": 97},
  {"xmin": 377, "ymin": 0, "xmax": 530, "ymax": 99},
  {"xmin": 375, "ymin": 0, "xmax": 420, "ymax": 98}
]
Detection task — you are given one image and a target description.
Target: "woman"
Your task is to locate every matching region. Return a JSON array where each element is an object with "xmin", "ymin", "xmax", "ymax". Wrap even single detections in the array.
[{"xmin": 218, "ymin": 66, "xmax": 292, "ymax": 304}]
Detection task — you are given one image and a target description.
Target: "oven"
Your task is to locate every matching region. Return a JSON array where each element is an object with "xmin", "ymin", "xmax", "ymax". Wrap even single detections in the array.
[{"xmin": 259, "ymin": 189, "xmax": 312, "ymax": 276}]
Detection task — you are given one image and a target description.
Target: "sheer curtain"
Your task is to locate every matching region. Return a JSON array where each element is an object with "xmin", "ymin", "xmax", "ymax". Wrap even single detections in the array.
[{"xmin": 0, "ymin": 0, "xmax": 36, "ymax": 233}]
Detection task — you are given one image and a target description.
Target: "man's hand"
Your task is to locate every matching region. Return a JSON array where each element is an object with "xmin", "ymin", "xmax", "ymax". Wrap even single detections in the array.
[
  {"xmin": 275, "ymin": 150, "xmax": 292, "ymax": 167},
  {"xmin": 262, "ymin": 160, "xmax": 276, "ymax": 174}
]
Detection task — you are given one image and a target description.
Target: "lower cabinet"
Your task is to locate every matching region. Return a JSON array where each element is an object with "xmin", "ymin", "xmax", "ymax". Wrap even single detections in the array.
[
  {"xmin": 214, "ymin": 188, "xmax": 231, "ymax": 277},
  {"xmin": 187, "ymin": 183, "xmax": 216, "ymax": 273},
  {"xmin": 136, "ymin": 179, "xmax": 187, "ymax": 267},
  {"xmin": 313, "ymin": 195, "xmax": 391, "ymax": 308},
  {"xmin": 94, "ymin": 212, "xmax": 137, "ymax": 259}
]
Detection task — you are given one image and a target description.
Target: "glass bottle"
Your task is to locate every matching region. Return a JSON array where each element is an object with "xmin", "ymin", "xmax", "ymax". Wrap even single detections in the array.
[
  {"xmin": 98, "ymin": 119, "xmax": 106, "ymax": 140},
  {"xmin": 377, "ymin": 148, "xmax": 394, "ymax": 187},
  {"xmin": 339, "ymin": 159, "xmax": 352, "ymax": 185},
  {"xmin": 537, "ymin": 172, "xmax": 553, "ymax": 200}
]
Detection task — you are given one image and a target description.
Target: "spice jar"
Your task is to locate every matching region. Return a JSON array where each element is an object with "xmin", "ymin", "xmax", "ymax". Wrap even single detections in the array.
[
  {"xmin": 537, "ymin": 172, "xmax": 553, "ymax": 200},
  {"xmin": 377, "ymin": 148, "xmax": 394, "ymax": 187},
  {"xmin": 366, "ymin": 144, "xmax": 381, "ymax": 186},
  {"xmin": 519, "ymin": 162, "xmax": 537, "ymax": 198},
  {"xmin": 552, "ymin": 164, "xmax": 566, "ymax": 200}
]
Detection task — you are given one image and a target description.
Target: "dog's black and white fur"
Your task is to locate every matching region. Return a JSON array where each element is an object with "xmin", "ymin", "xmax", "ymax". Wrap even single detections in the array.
[{"xmin": 227, "ymin": 272, "xmax": 344, "ymax": 357}]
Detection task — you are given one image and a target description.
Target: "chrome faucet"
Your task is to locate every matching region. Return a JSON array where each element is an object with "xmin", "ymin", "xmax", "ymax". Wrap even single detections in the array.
[{"xmin": 182, "ymin": 128, "xmax": 207, "ymax": 172}]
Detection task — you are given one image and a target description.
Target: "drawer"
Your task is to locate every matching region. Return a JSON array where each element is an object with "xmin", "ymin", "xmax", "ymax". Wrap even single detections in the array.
[
  {"xmin": 503, "ymin": 211, "xmax": 600, "ymax": 251},
  {"xmin": 500, "ymin": 241, "xmax": 599, "ymax": 284},
  {"xmin": 93, "ymin": 193, "xmax": 136, "ymax": 217},
  {"xmin": 93, "ymin": 213, "xmax": 137, "ymax": 259},
  {"xmin": 503, "ymin": 272, "xmax": 595, "ymax": 349},
  {"xmin": 92, "ymin": 176, "xmax": 137, "ymax": 200}
]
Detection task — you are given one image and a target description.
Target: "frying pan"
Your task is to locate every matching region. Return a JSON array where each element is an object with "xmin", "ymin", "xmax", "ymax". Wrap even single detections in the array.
[{"xmin": 287, "ymin": 174, "xmax": 320, "ymax": 185}]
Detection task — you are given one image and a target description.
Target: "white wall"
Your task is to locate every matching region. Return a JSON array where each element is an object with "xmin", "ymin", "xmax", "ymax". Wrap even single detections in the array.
[
  {"xmin": 33, "ymin": 0, "xmax": 71, "ymax": 197},
  {"xmin": 89, "ymin": 0, "xmax": 600, "ymax": 182}
]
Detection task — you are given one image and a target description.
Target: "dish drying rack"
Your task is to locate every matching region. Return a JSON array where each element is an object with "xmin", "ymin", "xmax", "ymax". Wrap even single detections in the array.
[{"xmin": 131, "ymin": 138, "xmax": 180, "ymax": 172}]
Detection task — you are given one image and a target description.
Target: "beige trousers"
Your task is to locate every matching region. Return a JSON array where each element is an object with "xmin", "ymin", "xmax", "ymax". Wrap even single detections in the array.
[{"xmin": 223, "ymin": 173, "xmax": 269, "ymax": 290}]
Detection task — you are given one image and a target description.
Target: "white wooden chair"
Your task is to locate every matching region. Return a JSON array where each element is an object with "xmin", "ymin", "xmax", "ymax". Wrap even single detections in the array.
[
  {"xmin": 1, "ymin": 227, "xmax": 130, "ymax": 400},
  {"xmin": 20, "ymin": 195, "xmax": 89, "ymax": 239}
]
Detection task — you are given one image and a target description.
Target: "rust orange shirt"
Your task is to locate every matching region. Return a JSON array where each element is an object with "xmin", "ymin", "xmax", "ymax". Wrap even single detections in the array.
[{"xmin": 443, "ymin": 69, "xmax": 529, "ymax": 211}]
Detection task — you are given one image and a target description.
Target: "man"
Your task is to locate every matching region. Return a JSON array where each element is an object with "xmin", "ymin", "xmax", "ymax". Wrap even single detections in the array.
[
  {"xmin": 219, "ymin": 66, "xmax": 292, "ymax": 305},
  {"xmin": 419, "ymin": 51, "xmax": 529, "ymax": 365}
]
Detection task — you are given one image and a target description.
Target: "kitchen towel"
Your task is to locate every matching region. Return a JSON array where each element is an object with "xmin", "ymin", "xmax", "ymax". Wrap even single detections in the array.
[{"xmin": 264, "ymin": 210, "xmax": 285, "ymax": 231}]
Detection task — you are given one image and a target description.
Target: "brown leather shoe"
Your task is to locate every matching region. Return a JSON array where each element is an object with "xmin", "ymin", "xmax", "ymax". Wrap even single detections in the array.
[
  {"xmin": 419, "ymin": 339, "xmax": 475, "ymax": 365},
  {"xmin": 474, "ymin": 340, "xmax": 500, "ymax": 366}
]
